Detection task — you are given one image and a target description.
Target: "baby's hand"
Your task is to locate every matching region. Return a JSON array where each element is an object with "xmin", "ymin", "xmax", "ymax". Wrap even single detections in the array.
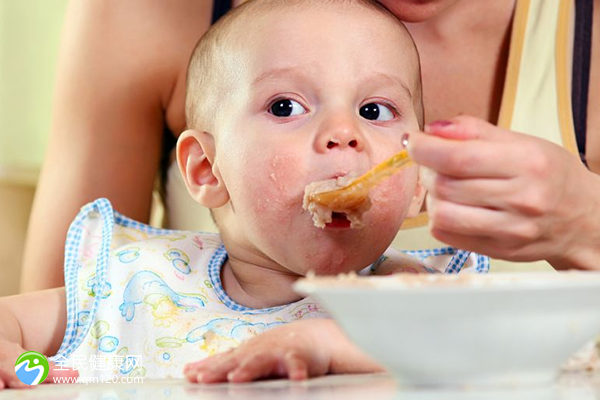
[
  {"xmin": 0, "ymin": 338, "xmax": 78, "ymax": 390},
  {"xmin": 184, "ymin": 319, "xmax": 333, "ymax": 383}
]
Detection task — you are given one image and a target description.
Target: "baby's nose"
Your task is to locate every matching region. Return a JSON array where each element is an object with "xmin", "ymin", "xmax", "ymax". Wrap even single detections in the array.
[
  {"xmin": 326, "ymin": 138, "xmax": 359, "ymax": 149},
  {"xmin": 314, "ymin": 115, "xmax": 366, "ymax": 153}
]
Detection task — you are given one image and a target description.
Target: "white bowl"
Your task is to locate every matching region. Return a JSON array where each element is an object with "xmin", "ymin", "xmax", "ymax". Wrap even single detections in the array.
[{"xmin": 294, "ymin": 272, "xmax": 600, "ymax": 387}]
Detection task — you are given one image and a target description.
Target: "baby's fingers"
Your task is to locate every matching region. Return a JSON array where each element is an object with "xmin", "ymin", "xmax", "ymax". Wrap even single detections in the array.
[
  {"xmin": 184, "ymin": 352, "xmax": 225, "ymax": 382},
  {"xmin": 283, "ymin": 351, "xmax": 309, "ymax": 381},
  {"xmin": 44, "ymin": 362, "xmax": 79, "ymax": 384},
  {"xmin": 227, "ymin": 353, "xmax": 278, "ymax": 383},
  {"xmin": 186, "ymin": 352, "xmax": 239, "ymax": 384},
  {"xmin": 0, "ymin": 369, "xmax": 30, "ymax": 390}
]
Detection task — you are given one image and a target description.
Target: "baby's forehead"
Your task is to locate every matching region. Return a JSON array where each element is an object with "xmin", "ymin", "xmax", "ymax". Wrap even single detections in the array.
[{"xmin": 232, "ymin": 6, "xmax": 417, "ymax": 67}]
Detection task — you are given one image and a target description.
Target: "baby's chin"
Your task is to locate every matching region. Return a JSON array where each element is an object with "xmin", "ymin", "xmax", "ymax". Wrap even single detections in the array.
[{"xmin": 293, "ymin": 245, "xmax": 384, "ymax": 277}]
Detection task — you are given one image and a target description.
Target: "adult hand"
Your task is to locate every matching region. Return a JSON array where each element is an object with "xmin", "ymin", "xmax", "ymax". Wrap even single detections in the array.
[{"xmin": 406, "ymin": 116, "xmax": 600, "ymax": 270}]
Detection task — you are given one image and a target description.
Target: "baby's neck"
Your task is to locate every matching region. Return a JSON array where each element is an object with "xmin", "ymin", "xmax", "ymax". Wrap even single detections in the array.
[{"xmin": 220, "ymin": 253, "xmax": 304, "ymax": 309}]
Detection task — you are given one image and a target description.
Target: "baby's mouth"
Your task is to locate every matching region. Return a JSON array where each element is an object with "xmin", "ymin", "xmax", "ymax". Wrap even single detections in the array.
[
  {"xmin": 325, "ymin": 212, "xmax": 351, "ymax": 229},
  {"xmin": 330, "ymin": 172, "xmax": 349, "ymax": 180},
  {"xmin": 302, "ymin": 171, "xmax": 371, "ymax": 229}
]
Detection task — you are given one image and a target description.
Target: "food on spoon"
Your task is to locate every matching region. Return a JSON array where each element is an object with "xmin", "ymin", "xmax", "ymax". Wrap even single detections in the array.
[
  {"xmin": 303, "ymin": 150, "xmax": 412, "ymax": 229},
  {"xmin": 302, "ymin": 174, "xmax": 371, "ymax": 229}
]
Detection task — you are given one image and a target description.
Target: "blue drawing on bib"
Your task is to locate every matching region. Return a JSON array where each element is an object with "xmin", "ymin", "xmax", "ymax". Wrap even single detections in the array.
[
  {"xmin": 77, "ymin": 311, "xmax": 91, "ymax": 326},
  {"xmin": 98, "ymin": 336, "xmax": 119, "ymax": 353},
  {"xmin": 186, "ymin": 318, "xmax": 285, "ymax": 343},
  {"xmin": 164, "ymin": 249, "xmax": 191, "ymax": 275},
  {"xmin": 117, "ymin": 248, "xmax": 141, "ymax": 263},
  {"xmin": 119, "ymin": 355, "xmax": 142, "ymax": 374},
  {"xmin": 87, "ymin": 276, "xmax": 112, "ymax": 299},
  {"xmin": 119, "ymin": 271, "xmax": 206, "ymax": 322}
]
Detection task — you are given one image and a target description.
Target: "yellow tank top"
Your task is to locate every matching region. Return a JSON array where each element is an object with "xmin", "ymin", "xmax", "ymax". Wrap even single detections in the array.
[{"xmin": 164, "ymin": 0, "xmax": 581, "ymax": 272}]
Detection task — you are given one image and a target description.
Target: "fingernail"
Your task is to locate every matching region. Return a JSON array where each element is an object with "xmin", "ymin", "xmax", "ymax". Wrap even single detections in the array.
[
  {"xmin": 401, "ymin": 133, "xmax": 410, "ymax": 148},
  {"xmin": 196, "ymin": 373, "xmax": 204, "ymax": 383},
  {"xmin": 425, "ymin": 120, "xmax": 453, "ymax": 132}
]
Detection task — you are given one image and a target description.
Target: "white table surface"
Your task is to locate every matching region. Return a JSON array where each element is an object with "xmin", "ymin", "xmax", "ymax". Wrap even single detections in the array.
[{"xmin": 2, "ymin": 372, "xmax": 600, "ymax": 400}]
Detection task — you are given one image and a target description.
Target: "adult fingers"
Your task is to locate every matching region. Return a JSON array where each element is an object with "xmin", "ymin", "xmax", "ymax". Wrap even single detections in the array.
[
  {"xmin": 420, "ymin": 168, "xmax": 516, "ymax": 209},
  {"xmin": 424, "ymin": 115, "xmax": 504, "ymax": 140},
  {"xmin": 408, "ymin": 131, "xmax": 524, "ymax": 178},
  {"xmin": 408, "ymin": 116, "xmax": 533, "ymax": 178},
  {"xmin": 429, "ymin": 227, "xmax": 547, "ymax": 262},
  {"xmin": 422, "ymin": 168, "xmax": 556, "ymax": 216},
  {"xmin": 427, "ymin": 196, "xmax": 543, "ymax": 243}
]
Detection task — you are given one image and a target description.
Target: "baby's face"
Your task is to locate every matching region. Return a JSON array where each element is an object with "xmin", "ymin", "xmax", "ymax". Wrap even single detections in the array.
[{"xmin": 214, "ymin": 5, "xmax": 421, "ymax": 275}]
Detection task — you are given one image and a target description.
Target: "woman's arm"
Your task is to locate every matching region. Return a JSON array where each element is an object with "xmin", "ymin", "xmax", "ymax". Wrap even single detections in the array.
[{"xmin": 21, "ymin": 0, "xmax": 213, "ymax": 292}]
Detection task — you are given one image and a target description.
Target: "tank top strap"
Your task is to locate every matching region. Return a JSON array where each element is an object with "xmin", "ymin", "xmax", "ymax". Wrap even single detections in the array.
[
  {"xmin": 498, "ymin": 0, "xmax": 585, "ymax": 162},
  {"xmin": 571, "ymin": 0, "xmax": 594, "ymax": 166}
]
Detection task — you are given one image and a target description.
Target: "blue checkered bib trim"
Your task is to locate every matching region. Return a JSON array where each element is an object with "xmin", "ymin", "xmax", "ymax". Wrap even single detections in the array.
[{"xmin": 50, "ymin": 198, "xmax": 489, "ymax": 363}]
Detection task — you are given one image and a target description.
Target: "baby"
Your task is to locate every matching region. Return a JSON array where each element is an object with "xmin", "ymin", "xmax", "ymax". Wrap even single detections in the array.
[{"xmin": 0, "ymin": 0, "xmax": 488, "ymax": 389}]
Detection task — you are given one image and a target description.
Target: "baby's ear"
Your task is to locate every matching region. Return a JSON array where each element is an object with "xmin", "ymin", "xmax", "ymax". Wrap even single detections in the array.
[
  {"xmin": 407, "ymin": 169, "xmax": 426, "ymax": 218},
  {"xmin": 176, "ymin": 129, "xmax": 229, "ymax": 208}
]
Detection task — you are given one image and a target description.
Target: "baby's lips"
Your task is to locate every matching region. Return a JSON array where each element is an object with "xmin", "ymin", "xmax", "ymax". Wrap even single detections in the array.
[{"xmin": 329, "ymin": 171, "xmax": 349, "ymax": 180}]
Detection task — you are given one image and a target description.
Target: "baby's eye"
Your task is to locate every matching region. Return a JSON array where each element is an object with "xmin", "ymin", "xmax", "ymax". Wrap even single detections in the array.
[
  {"xmin": 269, "ymin": 99, "xmax": 306, "ymax": 117},
  {"xmin": 359, "ymin": 103, "xmax": 395, "ymax": 121}
]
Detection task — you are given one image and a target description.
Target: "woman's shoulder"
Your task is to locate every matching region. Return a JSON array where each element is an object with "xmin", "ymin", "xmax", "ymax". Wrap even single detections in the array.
[
  {"xmin": 60, "ymin": 0, "xmax": 214, "ymax": 133},
  {"xmin": 63, "ymin": 0, "xmax": 212, "ymax": 90},
  {"xmin": 67, "ymin": 0, "xmax": 213, "ymax": 43}
]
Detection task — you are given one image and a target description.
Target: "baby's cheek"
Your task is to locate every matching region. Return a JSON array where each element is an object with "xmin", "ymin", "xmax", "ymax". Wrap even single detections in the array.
[
  {"xmin": 368, "ymin": 173, "xmax": 415, "ymax": 221},
  {"xmin": 266, "ymin": 153, "xmax": 303, "ymax": 195},
  {"xmin": 242, "ymin": 152, "xmax": 305, "ymax": 218}
]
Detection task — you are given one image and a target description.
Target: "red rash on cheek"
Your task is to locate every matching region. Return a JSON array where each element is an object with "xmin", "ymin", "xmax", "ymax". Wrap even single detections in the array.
[
  {"xmin": 370, "ymin": 173, "xmax": 411, "ymax": 204},
  {"xmin": 266, "ymin": 154, "xmax": 303, "ymax": 194},
  {"xmin": 367, "ymin": 173, "xmax": 415, "ymax": 223},
  {"xmin": 257, "ymin": 154, "xmax": 303, "ymax": 202},
  {"xmin": 244, "ymin": 152, "xmax": 305, "ymax": 218}
]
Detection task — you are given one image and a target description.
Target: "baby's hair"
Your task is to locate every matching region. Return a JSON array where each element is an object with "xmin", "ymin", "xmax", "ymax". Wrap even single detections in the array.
[{"xmin": 186, "ymin": 0, "xmax": 424, "ymax": 132}]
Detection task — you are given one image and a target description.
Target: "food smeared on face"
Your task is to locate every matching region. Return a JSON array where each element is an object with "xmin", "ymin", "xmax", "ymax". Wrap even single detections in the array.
[{"xmin": 302, "ymin": 175, "xmax": 372, "ymax": 229}]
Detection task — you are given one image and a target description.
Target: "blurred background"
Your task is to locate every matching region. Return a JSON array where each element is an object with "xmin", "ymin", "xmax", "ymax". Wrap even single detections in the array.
[{"xmin": 0, "ymin": 0, "xmax": 68, "ymax": 295}]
